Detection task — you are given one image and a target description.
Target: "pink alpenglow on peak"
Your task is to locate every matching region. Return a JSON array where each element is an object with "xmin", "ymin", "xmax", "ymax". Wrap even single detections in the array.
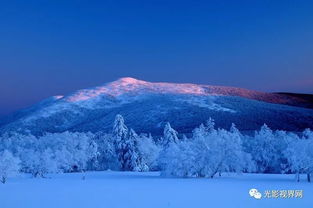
[
  {"xmin": 65, "ymin": 77, "xmax": 208, "ymax": 102},
  {"xmin": 63, "ymin": 77, "xmax": 303, "ymax": 106},
  {"xmin": 116, "ymin": 77, "xmax": 147, "ymax": 84}
]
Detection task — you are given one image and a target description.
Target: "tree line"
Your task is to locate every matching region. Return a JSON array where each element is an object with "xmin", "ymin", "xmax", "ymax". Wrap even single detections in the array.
[{"xmin": 0, "ymin": 115, "xmax": 312, "ymax": 183}]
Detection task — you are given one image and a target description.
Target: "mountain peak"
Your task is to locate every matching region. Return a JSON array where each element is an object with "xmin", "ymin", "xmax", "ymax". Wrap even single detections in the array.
[
  {"xmin": 112, "ymin": 77, "xmax": 148, "ymax": 86},
  {"xmin": 116, "ymin": 77, "xmax": 142, "ymax": 83}
]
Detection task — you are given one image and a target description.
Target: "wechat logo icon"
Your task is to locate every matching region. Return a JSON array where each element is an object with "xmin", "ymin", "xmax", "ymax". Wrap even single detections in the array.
[{"xmin": 249, "ymin": 188, "xmax": 262, "ymax": 199}]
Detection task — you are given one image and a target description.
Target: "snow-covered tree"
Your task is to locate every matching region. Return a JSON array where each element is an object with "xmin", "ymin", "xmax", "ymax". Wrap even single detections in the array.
[
  {"xmin": 206, "ymin": 117, "xmax": 215, "ymax": 132},
  {"xmin": 162, "ymin": 122, "xmax": 179, "ymax": 147},
  {"xmin": 137, "ymin": 133, "xmax": 160, "ymax": 171},
  {"xmin": 192, "ymin": 123, "xmax": 209, "ymax": 140},
  {"xmin": 158, "ymin": 122, "xmax": 180, "ymax": 170},
  {"xmin": 113, "ymin": 114, "xmax": 128, "ymax": 146},
  {"xmin": 115, "ymin": 127, "xmax": 148, "ymax": 171},
  {"xmin": 112, "ymin": 114, "xmax": 130, "ymax": 170},
  {"xmin": 160, "ymin": 124, "xmax": 253, "ymax": 178},
  {"xmin": 39, "ymin": 131, "xmax": 98, "ymax": 173},
  {"xmin": 230, "ymin": 123, "xmax": 239, "ymax": 134},
  {"xmin": 0, "ymin": 132, "xmax": 37, "ymax": 158},
  {"xmin": 284, "ymin": 129, "xmax": 313, "ymax": 182},
  {"xmin": 112, "ymin": 115, "xmax": 159, "ymax": 171},
  {"xmin": 23, "ymin": 148, "xmax": 58, "ymax": 178},
  {"xmin": 0, "ymin": 150, "xmax": 20, "ymax": 183},
  {"xmin": 192, "ymin": 118, "xmax": 215, "ymax": 139},
  {"xmin": 303, "ymin": 128, "xmax": 313, "ymax": 140},
  {"xmin": 158, "ymin": 141, "xmax": 184, "ymax": 176},
  {"xmin": 92, "ymin": 132, "xmax": 119, "ymax": 171},
  {"xmin": 246, "ymin": 124, "xmax": 289, "ymax": 173},
  {"xmin": 228, "ymin": 123, "xmax": 255, "ymax": 173},
  {"xmin": 122, "ymin": 129, "xmax": 139, "ymax": 171}
]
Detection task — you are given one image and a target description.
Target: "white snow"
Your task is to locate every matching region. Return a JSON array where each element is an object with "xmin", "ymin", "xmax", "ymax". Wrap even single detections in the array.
[
  {"xmin": 12, "ymin": 77, "xmax": 302, "ymax": 124},
  {"xmin": 23, "ymin": 77, "xmax": 244, "ymax": 119},
  {"xmin": 1, "ymin": 171, "xmax": 312, "ymax": 208},
  {"xmin": 175, "ymin": 96, "xmax": 236, "ymax": 112},
  {"xmin": 63, "ymin": 77, "xmax": 290, "ymax": 105}
]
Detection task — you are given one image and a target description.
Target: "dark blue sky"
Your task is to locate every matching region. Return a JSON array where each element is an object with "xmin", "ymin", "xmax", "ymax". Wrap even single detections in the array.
[{"xmin": 0, "ymin": 0, "xmax": 313, "ymax": 115}]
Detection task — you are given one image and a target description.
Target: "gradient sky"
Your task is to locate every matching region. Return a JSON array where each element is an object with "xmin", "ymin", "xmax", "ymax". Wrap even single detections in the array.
[{"xmin": 0, "ymin": 0, "xmax": 313, "ymax": 115}]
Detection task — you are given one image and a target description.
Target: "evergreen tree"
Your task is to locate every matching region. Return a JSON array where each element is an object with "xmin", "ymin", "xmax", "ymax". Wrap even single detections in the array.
[
  {"xmin": 113, "ymin": 114, "xmax": 128, "ymax": 149},
  {"xmin": 113, "ymin": 115, "xmax": 128, "ymax": 139},
  {"xmin": 206, "ymin": 117, "xmax": 215, "ymax": 132},
  {"xmin": 162, "ymin": 122, "xmax": 179, "ymax": 147},
  {"xmin": 112, "ymin": 114, "xmax": 130, "ymax": 170},
  {"xmin": 116, "ymin": 128, "xmax": 148, "ymax": 171},
  {"xmin": 123, "ymin": 129, "xmax": 139, "ymax": 171}
]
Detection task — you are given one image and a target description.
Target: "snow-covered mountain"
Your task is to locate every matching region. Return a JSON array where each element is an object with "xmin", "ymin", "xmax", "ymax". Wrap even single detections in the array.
[{"xmin": 1, "ymin": 77, "xmax": 313, "ymax": 135}]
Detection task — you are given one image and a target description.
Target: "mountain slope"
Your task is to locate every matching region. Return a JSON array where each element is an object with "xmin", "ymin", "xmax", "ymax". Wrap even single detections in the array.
[{"xmin": 0, "ymin": 77, "xmax": 312, "ymax": 135}]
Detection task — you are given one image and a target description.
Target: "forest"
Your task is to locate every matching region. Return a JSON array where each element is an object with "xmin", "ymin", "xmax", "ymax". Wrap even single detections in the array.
[{"xmin": 1, "ymin": 114, "xmax": 312, "ymax": 184}]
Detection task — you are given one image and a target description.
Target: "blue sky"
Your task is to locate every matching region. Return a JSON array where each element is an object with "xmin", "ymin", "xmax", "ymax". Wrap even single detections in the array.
[{"xmin": 0, "ymin": 0, "xmax": 312, "ymax": 115}]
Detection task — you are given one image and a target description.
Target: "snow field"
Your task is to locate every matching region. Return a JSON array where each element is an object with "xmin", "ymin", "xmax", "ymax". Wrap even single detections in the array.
[{"xmin": 1, "ymin": 171, "xmax": 312, "ymax": 208}]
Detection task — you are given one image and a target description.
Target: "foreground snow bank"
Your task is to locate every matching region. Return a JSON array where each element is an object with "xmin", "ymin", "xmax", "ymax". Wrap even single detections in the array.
[{"xmin": 1, "ymin": 171, "xmax": 312, "ymax": 208}]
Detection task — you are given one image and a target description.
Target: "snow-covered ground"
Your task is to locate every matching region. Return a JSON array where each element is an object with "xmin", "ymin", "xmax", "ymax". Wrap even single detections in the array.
[{"xmin": 1, "ymin": 171, "xmax": 312, "ymax": 208}]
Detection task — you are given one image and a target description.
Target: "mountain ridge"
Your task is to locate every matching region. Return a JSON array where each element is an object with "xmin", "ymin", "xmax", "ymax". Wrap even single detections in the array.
[
  {"xmin": 46, "ymin": 77, "xmax": 312, "ymax": 108},
  {"xmin": 0, "ymin": 77, "xmax": 312, "ymax": 135}
]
